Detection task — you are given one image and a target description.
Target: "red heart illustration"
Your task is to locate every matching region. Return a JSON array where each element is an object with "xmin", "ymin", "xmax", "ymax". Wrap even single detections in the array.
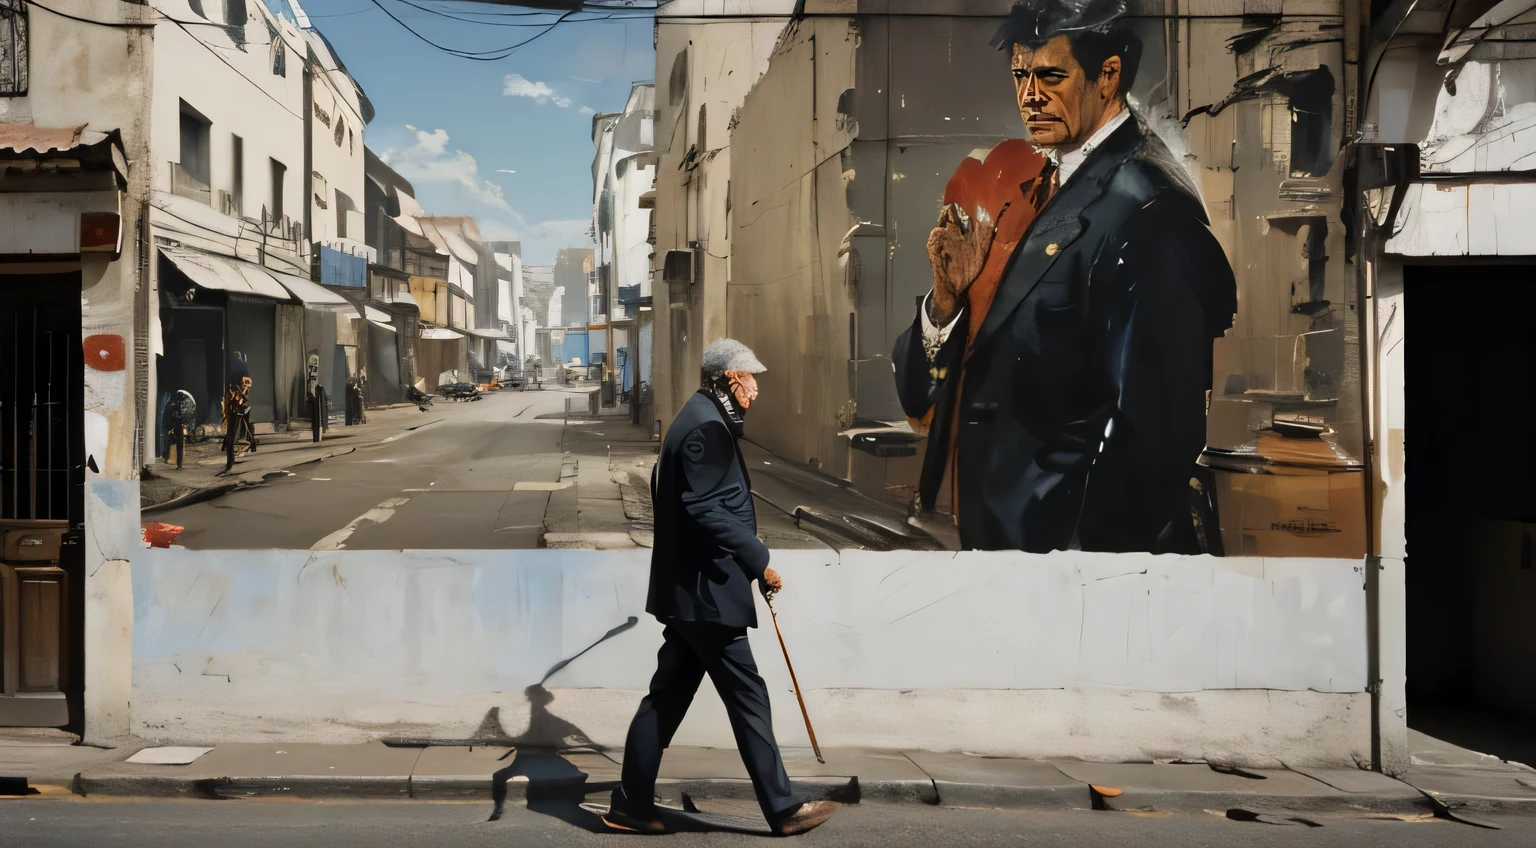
[{"xmin": 941, "ymin": 138, "xmax": 1049, "ymax": 231}]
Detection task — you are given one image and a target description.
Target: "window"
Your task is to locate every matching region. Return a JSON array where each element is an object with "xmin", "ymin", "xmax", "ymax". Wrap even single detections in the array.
[
  {"xmin": 231, "ymin": 135, "xmax": 244, "ymax": 217},
  {"xmin": 179, "ymin": 103, "xmax": 211, "ymax": 184},
  {"xmin": 268, "ymin": 23, "xmax": 286, "ymax": 77},
  {"xmin": 175, "ymin": 102, "xmax": 212, "ymax": 204},
  {"xmin": 0, "ymin": 0, "xmax": 27, "ymax": 97},
  {"xmin": 335, "ymin": 189, "xmax": 357, "ymax": 240},
  {"xmin": 334, "ymin": 115, "xmax": 345, "ymax": 148},
  {"xmin": 270, "ymin": 159, "xmax": 286, "ymax": 221},
  {"xmin": 224, "ymin": 0, "xmax": 247, "ymax": 49}
]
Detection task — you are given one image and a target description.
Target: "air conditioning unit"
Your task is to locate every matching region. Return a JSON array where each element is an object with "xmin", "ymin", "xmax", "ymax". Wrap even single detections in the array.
[{"xmin": 662, "ymin": 249, "xmax": 693, "ymax": 285}]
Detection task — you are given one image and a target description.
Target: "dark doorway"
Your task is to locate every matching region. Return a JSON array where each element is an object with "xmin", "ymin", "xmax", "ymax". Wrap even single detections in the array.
[
  {"xmin": 0, "ymin": 272, "xmax": 85, "ymax": 731},
  {"xmin": 1404, "ymin": 262, "xmax": 1536, "ymax": 767}
]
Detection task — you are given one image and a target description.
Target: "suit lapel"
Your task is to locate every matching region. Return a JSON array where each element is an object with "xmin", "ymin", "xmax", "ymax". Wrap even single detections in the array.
[{"xmin": 968, "ymin": 117, "xmax": 1146, "ymax": 358}]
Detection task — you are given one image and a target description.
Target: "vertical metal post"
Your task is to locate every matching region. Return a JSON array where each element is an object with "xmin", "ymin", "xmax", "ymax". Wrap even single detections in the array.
[
  {"xmin": 47, "ymin": 328, "xmax": 54, "ymax": 518},
  {"xmin": 29, "ymin": 307, "xmax": 38, "ymax": 518}
]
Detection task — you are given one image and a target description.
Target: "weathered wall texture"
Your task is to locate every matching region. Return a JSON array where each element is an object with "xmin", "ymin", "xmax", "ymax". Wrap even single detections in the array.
[
  {"xmin": 651, "ymin": 11, "xmax": 794, "ymax": 436},
  {"xmin": 131, "ymin": 547, "xmax": 1368, "ymax": 764},
  {"xmin": 727, "ymin": 18, "xmax": 860, "ymax": 479}
]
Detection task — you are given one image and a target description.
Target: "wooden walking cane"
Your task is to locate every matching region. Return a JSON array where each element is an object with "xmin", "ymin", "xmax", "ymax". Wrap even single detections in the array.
[{"xmin": 767, "ymin": 595, "xmax": 824, "ymax": 764}]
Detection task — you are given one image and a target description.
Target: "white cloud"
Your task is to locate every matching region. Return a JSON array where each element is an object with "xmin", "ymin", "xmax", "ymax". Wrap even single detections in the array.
[
  {"xmin": 504, "ymin": 74, "xmax": 572, "ymax": 108},
  {"xmin": 378, "ymin": 127, "xmax": 511, "ymax": 214},
  {"xmin": 496, "ymin": 169, "xmax": 517, "ymax": 174},
  {"xmin": 579, "ymin": 106, "xmax": 596, "ymax": 115}
]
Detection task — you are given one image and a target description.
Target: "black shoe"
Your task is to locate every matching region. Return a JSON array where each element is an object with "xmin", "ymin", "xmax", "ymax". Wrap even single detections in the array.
[{"xmin": 771, "ymin": 801, "xmax": 837, "ymax": 836}]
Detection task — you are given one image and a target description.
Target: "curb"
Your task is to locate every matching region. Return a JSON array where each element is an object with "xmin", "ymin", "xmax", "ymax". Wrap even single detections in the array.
[
  {"xmin": 140, "ymin": 446, "xmax": 359, "ymax": 513},
  {"xmin": 1093, "ymin": 787, "xmax": 1434, "ymax": 817},
  {"xmin": 141, "ymin": 481, "xmax": 245, "ymax": 515},
  {"xmin": 64, "ymin": 772, "xmax": 1536, "ymax": 816}
]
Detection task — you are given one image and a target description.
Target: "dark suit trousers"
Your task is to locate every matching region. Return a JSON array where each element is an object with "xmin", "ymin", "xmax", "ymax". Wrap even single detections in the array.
[{"xmin": 613, "ymin": 620, "xmax": 800, "ymax": 822}]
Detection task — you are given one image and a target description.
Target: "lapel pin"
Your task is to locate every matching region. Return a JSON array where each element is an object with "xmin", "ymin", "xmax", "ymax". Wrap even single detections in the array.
[{"xmin": 1045, "ymin": 243, "xmax": 1060, "ymax": 256}]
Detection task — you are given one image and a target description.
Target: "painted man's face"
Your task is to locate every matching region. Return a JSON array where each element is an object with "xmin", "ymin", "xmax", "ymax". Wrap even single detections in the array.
[
  {"xmin": 1012, "ymin": 36, "xmax": 1122, "ymax": 148},
  {"xmin": 726, "ymin": 371, "xmax": 759, "ymax": 410},
  {"xmin": 241, "ymin": 377, "xmax": 252, "ymax": 392}
]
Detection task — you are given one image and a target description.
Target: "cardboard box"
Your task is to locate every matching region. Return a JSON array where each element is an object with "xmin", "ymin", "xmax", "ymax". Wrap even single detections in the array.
[{"xmin": 1213, "ymin": 465, "xmax": 1366, "ymax": 558}]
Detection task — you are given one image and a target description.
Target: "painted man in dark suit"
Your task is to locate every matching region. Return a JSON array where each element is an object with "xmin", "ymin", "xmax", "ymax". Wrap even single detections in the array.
[
  {"xmin": 605, "ymin": 339, "xmax": 836, "ymax": 836},
  {"xmin": 894, "ymin": 0, "xmax": 1237, "ymax": 554}
]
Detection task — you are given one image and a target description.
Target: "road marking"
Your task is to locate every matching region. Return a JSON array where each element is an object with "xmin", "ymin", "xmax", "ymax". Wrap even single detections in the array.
[
  {"xmin": 364, "ymin": 459, "xmax": 398, "ymax": 463},
  {"xmin": 313, "ymin": 478, "xmax": 331, "ymax": 481},
  {"xmin": 514, "ymin": 481, "xmax": 572, "ymax": 491},
  {"xmin": 310, "ymin": 497, "xmax": 411, "ymax": 551}
]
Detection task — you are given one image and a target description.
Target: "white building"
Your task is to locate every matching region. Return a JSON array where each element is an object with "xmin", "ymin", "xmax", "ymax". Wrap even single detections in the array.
[{"xmin": 591, "ymin": 83, "xmax": 656, "ymax": 421}]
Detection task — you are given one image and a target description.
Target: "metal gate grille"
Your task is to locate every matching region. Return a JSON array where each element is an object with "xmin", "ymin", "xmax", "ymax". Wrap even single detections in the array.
[{"xmin": 1, "ymin": 295, "xmax": 83, "ymax": 523}]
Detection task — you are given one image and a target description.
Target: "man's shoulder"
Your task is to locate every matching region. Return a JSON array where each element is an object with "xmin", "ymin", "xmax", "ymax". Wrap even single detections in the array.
[
  {"xmin": 667, "ymin": 394, "xmax": 731, "ymax": 449},
  {"xmin": 1104, "ymin": 121, "xmax": 1207, "ymax": 223}
]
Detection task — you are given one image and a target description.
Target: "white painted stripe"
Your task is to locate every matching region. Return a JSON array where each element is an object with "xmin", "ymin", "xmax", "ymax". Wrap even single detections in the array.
[
  {"xmin": 513, "ymin": 481, "xmax": 571, "ymax": 491},
  {"xmin": 310, "ymin": 497, "xmax": 410, "ymax": 551}
]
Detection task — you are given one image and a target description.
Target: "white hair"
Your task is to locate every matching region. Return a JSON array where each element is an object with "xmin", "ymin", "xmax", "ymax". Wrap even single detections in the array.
[{"xmin": 701, "ymin": 338, "xmax": 766, "ymax": 375}]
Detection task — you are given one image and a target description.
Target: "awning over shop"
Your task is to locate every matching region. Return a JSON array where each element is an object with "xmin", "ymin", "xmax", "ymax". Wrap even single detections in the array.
[
  {"xmin": 363, "ymin": 304, "xmax": 396, "ymax": 333},
  {"xmin": 161, "ymin": 248, "xmax": 292, "ymax": 301},
  {"xmin": 265, "ymin": 268, "xmax": 352, "ymax": 311},
  {"xmin": 463, "ymin": 327, "xmax": 510, "ymax": 340},
  {"xmin": 420, "ymin": 327, "xmax": 464, "ymax": 340}
]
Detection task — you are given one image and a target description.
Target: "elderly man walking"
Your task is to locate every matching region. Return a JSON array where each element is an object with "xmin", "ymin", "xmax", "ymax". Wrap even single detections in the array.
[{"xmin": 603, "ymin": 339, "xmax": 837, "ymax": 837}]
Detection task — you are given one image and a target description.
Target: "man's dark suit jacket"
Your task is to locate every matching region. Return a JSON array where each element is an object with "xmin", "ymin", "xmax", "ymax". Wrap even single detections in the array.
[
  {"xmin": 646, "ymin": 390, "xmax": 770, "ymax": 629},
  {"xmin": 894, "ymin": 112, "xmax": 1237, "ymax": 555}
]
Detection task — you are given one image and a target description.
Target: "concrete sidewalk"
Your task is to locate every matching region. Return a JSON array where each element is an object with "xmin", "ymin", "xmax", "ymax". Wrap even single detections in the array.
[{"xmin": 5, "ymin": 738, "xmax": 1533, "ymax": 816}]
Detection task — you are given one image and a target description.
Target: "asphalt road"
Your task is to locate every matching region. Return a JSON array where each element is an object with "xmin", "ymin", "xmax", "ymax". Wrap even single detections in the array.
[
  {"xmin": 1, "ymin": 799, "xmax": 1529, "ymax": 847},
  {"xmin": 154, "ymin": 389, "xmax": 580, "ymax": 550}
]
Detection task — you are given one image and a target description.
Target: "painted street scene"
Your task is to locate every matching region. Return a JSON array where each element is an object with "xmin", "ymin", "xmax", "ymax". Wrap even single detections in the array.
[{"xmin": 4, "ymin": 0, "xmax": 1536, "ymax": 844}]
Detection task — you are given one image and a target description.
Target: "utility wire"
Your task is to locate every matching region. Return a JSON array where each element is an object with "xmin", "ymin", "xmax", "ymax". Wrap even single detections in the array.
[
  {"xmin": 366, "ymin": 0, "xmax": 576, "ymax": 59},
  {"xmin": 23, "ymin": 0, "xmax": 155, "ymax": 28},
  {"xmin": 391, "ymin": 0, "xmax": 646, "ymax": 27}
]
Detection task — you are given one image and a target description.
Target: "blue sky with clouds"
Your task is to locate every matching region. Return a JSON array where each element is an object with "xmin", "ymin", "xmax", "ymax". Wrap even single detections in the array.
[{"xmin": 299, "ymin": 1, "xmax": 656, "ymax": 264}]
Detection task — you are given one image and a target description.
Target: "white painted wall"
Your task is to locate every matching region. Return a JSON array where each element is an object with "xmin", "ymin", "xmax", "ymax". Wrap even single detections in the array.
[
  {"xmin": 304, "ymin": 28, "xmax": 368, "ymax": 250},
  {"xmin": 151, "ymin": 0, "xmax": 307, "ymax": 240},
  {"xmin": 131, "ymin": 548, "xmax": 1369, "ymax": 765}
]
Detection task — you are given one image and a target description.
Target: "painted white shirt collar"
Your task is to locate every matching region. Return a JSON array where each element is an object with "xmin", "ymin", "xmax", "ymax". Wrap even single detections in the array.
[{"xmin": 1056, "ymin": 108, "xmax": 1131, "ymax": 186}]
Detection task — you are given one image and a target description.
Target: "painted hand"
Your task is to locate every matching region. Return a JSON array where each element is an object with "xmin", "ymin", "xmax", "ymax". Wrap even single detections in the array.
[{"xmin": 927, "ymin": 203, "xmax": 996, "ymax": 325}]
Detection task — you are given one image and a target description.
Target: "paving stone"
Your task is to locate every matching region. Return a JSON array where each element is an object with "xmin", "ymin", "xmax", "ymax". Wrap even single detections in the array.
[
  {"xmin": 906, "ymin": 752, "xmax": 1084, "ymax": 809},
  {"xmin": 1047, "ymin": 762, "xmax": 1400, "ymax": 814},
  {"xmin": 1288, "ymin": 766, "xmax": 1422, "ymax": 797},
  {"xmin": 1399, "ymin": 764, "xmax": 1536, "ymax": 812},
  {"xmin": 192, "ymin": 743, "xmax": 421, "ymax": 777}
]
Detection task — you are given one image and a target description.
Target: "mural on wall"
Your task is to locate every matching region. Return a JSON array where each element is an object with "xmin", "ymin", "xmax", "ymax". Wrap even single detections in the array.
[
  {"xmin": 894, "ymin": 0, "xmax": 1237, "ymax": 555},
  {"xmin": 131, "ymin": 1, "xmax": 1369, "ymax": 557}
]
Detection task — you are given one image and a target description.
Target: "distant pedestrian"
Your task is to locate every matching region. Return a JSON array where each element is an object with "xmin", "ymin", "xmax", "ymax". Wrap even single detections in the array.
[
  {"xmin": 222, "ymin": 374, "xmax": 256, "ymax": 471},
  {"xmin": 603, "ymin": 339, "xmax": 837, "ymax": 837}
]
